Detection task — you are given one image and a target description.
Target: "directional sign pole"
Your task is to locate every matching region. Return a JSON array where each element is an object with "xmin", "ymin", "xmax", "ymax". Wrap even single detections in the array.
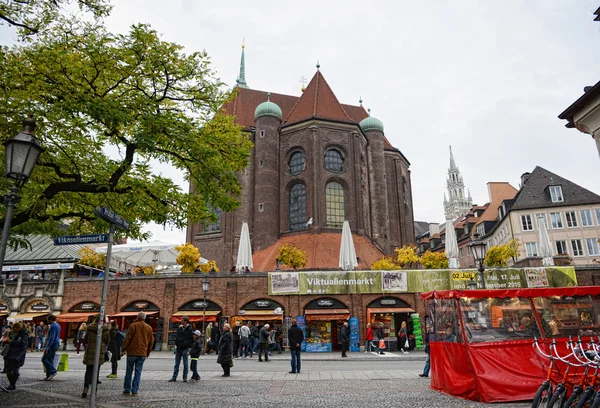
[{"xmin": 89, "ymin": 222, "xmax": 115, "ymax": 408}]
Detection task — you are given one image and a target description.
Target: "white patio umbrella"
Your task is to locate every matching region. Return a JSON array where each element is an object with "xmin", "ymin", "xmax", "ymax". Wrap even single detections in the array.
[
  {"xmin": 96, "ymin": 240, "xmax": 207, "ymax": 268},
  {"xmin": 236, "ymin": 222, "xmax": 253, "ymax": 271},
  {"xmin": 445, "ymin": 219, "xmax": 460, "ymax": 269},
  {"xmin": 537, "ymin": 216, "xmax": 555, "ymax": 266},
  {"xmin": 339, "ymin": 220, "xmax": 358, "ymax": 271},
  {"xmin": 96, "ymin": 240, "xmax": 177, "ymax": 254}
]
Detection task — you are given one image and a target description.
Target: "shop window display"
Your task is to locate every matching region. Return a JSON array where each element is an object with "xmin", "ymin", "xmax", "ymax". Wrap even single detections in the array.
[
  {"xmin": 305, "ymin": 321, "xmax": 333, "ymax": 352},
  {"xmin": 459, "ymin": 297, "xmax": 540, "ymax": 343},
  {"xmin": 533, "ymin": 295, "xmax": 600, "ymax": 338},
  {"xmin": 433, "ymin": 299, "xmax": 462, "ymax": 343}
]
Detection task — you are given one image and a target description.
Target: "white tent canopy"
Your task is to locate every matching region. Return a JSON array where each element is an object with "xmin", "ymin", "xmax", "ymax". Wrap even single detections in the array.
[
  {"xmin": 236, "ymin": 222, "xmax": 253, "ymax": 271},
  {"xmin": 537, "ymin": 216, "xmax": 555, "ymax": 266},
  {"xmin": 96, "ymin": 240, "xmax": 207, "ymax": 269},
  {"xmin": 339, "ymin": 220, "xmax": 358, "ymax": 271},
  {"xmin": 96, "ymin": 240, "xmax": 178, "ymax": 254}
]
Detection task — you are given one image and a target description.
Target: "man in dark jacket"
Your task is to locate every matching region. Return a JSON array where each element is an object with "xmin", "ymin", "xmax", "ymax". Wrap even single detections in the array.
[
  {"xmin": 340, "ymin": 321, "xmax": 350, "ymax": 358},
  {"xmin": 258, "ymin": 324, "xmax": 270, "ymax": 362},
  {"xmin": 169, "ymin": 316, "xmax": 194, "ymax": 382},
  {"xmin": 190, "ymin": 330, "xmax": 202, "ymax": 381},
  {"xmin": 232, "ymin": 321, "xmax": 240, "ymax": 358},
  {"xmin": 210, "ymin": 321, "xmax": 221, "ymax": 355},
  {"xmin": 288, "ymin": 320, "xmax": 304, "ymax": 373},
  {"xmin": 3, "ymin": 322, "xmax": 29, "ymax": 390},
  {"xmin": 250, "ymin": 321, "xmax": 259, "ymax": 355},
  {"xmin": 376, "ymin": 322, "xmax": 385, "ymax": 355}
]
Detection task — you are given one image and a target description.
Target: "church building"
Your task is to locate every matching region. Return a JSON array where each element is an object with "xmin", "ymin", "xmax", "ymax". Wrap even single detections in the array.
[{"xmin": 186, "ymin": 47, "xmax": 416, "ymax": 271}]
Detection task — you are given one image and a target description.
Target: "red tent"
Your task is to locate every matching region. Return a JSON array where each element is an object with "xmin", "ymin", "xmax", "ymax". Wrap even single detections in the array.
[{"xmin": 420, "ymin": 287, "xmax": 600, "ymax": 403}]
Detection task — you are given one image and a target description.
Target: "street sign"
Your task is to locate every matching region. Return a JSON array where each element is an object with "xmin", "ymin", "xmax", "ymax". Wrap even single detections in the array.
[
  {"xmin": 94, "ymin": 207, "xmax": 130, "ymax": 230},
  {"xmin": 54, "ymin": 234, "xmax": 109, "ymax": 246}
]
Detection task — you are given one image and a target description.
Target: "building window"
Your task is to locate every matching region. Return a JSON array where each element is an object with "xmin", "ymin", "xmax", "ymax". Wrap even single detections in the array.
[
  {"xmin": 596, "ymin": 209, "xmax": 600, "ymax": 225},
  {"xmin": 550, "ymin": 212, "xmax": 563, "ymax": 229},
  {"xmin": 289, "ymin": 184, "xmax": 307, "ymax": 231},
  {"xmin": 571, "ymin": 239, "xmax": 584, "ymax": 256},
  {"xmin": 580, "ymin": 209, "xmax": 594, "ymax": 227},
  {"xmin": 586, "ymin": 238, "xmax": 600, "ymax": 256},
  {"xmin": 288, "ymin": 151, "xmax": 306, "ymax": 175},
  {"xmin": 459, "ymin": 248, "xmax": 464, "ymax": 258},
  {"xmin": 549, "ymin": 186, "xmax": 563, "ymax": 202},
  {"xmin": 325, "ymin": 181, "xmax": 344, "ymax": 228},
  {"xmin": 565, "ymin": 211, "xmax": 578, "ymax": 228},
  {"xmin": 259, "ymin": 130, "xmax": 265, "ymax": 138},
  {"xmin": 467, "ymin": 246, "xmax": 472, "ymax": 256},
  {"xmin": 521, "ymin": 215, "xmax": 533, "ymax": 231},
  {"xmin": 260, "ymin": 160, "xmax": 264, "ymax": 168},
  {"xmin": 556, "ymin": 240, "xmax": 568, "ymax": 256},
  {"xmin": 324, "ymin": 149, "xmax": 344, "ymax": 173},
  {"xmin": 204, "ymin": 207, "xmax": 221, "ymax": 233},
  {"xmin": 259, "ymin": 203, "xmax": 264, "ymax": 212},
  {"xmin": 525, "ymin": 242, "xmax": 538, "ymax": 257}
]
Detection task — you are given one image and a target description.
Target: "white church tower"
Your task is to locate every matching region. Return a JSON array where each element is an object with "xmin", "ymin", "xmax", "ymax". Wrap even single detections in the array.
[{"xmin": 443, "ymin": 146, "xmax": 473, "ymax": 220}]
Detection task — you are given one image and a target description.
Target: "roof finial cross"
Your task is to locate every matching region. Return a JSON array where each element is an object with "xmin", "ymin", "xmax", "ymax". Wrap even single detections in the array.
[
  {"xmin": 359, "ymin": 96, "xmax": 363, "ymax": 106},
  {"xmin": 316, "ymin": 60, "xmax": 320, "ymax": 70},
  {"xmin": 299, "ymin": 76, "xmax": 307, "ymax": 91}
]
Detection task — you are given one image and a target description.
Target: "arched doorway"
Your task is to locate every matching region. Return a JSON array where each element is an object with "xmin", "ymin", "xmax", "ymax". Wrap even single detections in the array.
[
  {"xmin": 303, "ymin": 298, "xmax": 350, "ymax": 352},
  {"xmin": 168, "ymin": 300, "xmax": 222, "ymax": 348},
  {"xmin": 110, "ymin": 301, "xmax": 161, "ymax": 349},
  {"xmin": 56, "ymin": 302, "xmax": 101, "ymax": 347},
  {"xmin": 366, "ymin": 297, "xmax": 415, "ymax": 351}
]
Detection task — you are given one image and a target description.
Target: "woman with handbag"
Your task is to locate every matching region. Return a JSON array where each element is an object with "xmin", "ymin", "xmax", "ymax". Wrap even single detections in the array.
[
  {"xmin": 2, "ymin": 322, "xmax": 29, "ymax": 390},
  {"xmin": 217, "ymin": 323, "xmax": 233, "ymax": 377},
  {"xmin": 398, "ymin": 321, "xmax": 409, "ymax": 354},
  {"xmin": 81, "ymin": 317, "xmax": 109, "ymax": 398}
]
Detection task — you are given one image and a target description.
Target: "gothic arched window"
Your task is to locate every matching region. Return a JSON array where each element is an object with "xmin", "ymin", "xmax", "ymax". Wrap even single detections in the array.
[
  {"xmin": 288, "ymin": 151, "xmax": 306, "ymax": 175},
  {"xmin": 325, "ymin": 182, "xmax": 344, "ymax": 229},
  {"xmin": 324, "ymin": 149, "xmax": 344, "ymax": 173},
  {"xmin": 289, "ymin": 184, "xmax": 307, "ymax": 230},
  {"xmin": 204, "ymin": 206, "xmax": 221, "ymax": 233}
]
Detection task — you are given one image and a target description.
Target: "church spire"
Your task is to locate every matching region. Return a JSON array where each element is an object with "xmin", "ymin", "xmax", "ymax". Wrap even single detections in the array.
[
  {"xmin": 449, "ymin": 145, "xmax": 457, "ymax": 170},
  {"xmin": 236, "ymin": 42, "xmax": 248, "ymax": 89},
  {"xmin": 443, "ymin": 146, "xmax": 472, "ymax": 220}
]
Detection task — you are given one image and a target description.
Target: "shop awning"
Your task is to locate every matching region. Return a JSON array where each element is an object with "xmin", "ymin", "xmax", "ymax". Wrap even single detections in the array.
[
  {"xmin": 240, "ymin": 310, "xmax": 283, "ymax": 315},
  {"xmin": 367, "ymin": 307, "xmax": 414, "ymax": 314},
  {"xmin": 10, "ymin": 312, "xmax": 49, "ymax": 320},
  {"xmin": 305, "ymin": 308, "xmax": 350, "ymax": 321},
  {"xmin": 55, "ymin": 312, "xmax": 99, "ymax": 323},
  {"xmin": 172, "ymin": 310, "xmax": 220, "ymax": 323},
  {"xmin": 109, "ymin": 311, "xmax": 159, "ymax": 318},
  {"xmin": 0, "ymin": 313, "xmax": 8, "ymax": 317}
]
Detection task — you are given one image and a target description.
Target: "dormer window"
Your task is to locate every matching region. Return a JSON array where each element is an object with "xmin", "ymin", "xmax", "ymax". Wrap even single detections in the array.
[{"xmin": 549, "ymin": 186, "xmax": 564, "ymax": 203}]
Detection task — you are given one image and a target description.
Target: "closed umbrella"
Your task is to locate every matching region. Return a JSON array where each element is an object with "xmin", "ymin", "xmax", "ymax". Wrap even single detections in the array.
[
  {"xmin": 236, "ymin": 222, "xmax": 253, "ymax": 271},
  {"xmin": 445, "ymin": 219, "xmax": 460, "ymax": 269},
  {"xmin": 339, "ymin": 220, "xmax": 358, "ymax": 271},
  {"xmin": 537, "ymin": 216, "xmax": 554, "ymax": 266}
]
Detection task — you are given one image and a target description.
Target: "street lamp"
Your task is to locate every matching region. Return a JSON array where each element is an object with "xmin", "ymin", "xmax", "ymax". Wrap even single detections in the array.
[
  {"xmin": 469, "ymin": 235, "xmax": 488, "ymax": 289},
  {"xmin": 0, "ymin": 116, "xmax": 44, "ymax": 279},
  {"xmin": 201, "ymin": 277, "xmax": 210, "ymax": 335}
]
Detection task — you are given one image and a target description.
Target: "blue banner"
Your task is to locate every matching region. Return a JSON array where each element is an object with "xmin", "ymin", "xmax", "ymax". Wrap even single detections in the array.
[
  {"xmin": 350, "ymin": 316, "xmax": 360, "ymax": 352},
  {"xmin": 54, "ymin": 234, "xmax": 109, "ymax": 245},
  {"xmin": 296, "ymin": 316, "xmax": 306, "ymax": 352}
]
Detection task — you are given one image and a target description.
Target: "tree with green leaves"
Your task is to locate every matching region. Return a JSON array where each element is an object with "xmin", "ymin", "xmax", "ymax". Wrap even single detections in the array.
[{"xmin": 0, "ymin": 15, "xmax": 252, "ymax": 240}]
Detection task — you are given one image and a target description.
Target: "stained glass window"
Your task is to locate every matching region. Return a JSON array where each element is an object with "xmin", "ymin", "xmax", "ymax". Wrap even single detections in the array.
[
  {"xmin": 324, "ymin": 149, "xmax": 344, "ymax": 173},
  {"xmin": 289, "ymin": 184, "xmax": 307, "ymax": 231},
  {"xmin": 325, "ymin": 182, "xmax": 344, "ymax": 229},
  {"xmin": 289, "ymin": 151, "xmax": 306, "ymax": 175}
]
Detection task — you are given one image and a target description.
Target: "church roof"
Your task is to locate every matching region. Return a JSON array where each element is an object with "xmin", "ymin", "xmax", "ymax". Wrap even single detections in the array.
[
  {"xmin": 284, "ymin": 70, "xmax": 354, "ymax": 126},
  {"xmin": 251, "ymin": 232, "xmax": 385, "ymax": 272}
]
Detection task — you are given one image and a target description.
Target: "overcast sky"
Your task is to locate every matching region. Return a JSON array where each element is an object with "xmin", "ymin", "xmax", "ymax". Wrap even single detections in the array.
[{"xmin": 5, "ymin": 1, "xmax": 600, "ymax": 244}]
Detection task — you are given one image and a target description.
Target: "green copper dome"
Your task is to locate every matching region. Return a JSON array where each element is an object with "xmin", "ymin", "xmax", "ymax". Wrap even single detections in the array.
[
  {"xmin": 254, "ymin": 93, "xmax": 282, "ymax": 121},
  {"xmin": 359, "ymin": 109, "xmax": 384, "ymax": 133}
]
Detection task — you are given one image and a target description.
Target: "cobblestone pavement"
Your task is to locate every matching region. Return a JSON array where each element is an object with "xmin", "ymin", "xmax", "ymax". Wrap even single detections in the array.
[{"xmin": 0, "ymin": 370, "xmax": 531, "ymax": 408}]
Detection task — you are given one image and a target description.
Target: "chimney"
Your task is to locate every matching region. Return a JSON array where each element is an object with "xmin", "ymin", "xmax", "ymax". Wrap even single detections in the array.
[
  {"xmin": 520, "ymin": 172, "xmax": 531, "ymax": 188},
  {"xmin": 429, "ymin": 223, "xmax": 440, "ymax": 236}
]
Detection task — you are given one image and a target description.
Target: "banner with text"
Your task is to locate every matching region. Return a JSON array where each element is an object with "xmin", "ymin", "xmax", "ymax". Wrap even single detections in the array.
[{"xmin": 268, "ymin": 267, "xmax": 577, "ymax": 295}]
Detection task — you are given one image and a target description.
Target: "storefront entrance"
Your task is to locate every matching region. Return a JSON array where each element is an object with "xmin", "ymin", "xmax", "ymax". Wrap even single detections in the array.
[
  {"xmin": 235, "ymin": 299, "xmax": 285, "ymax": 327},
  {"xmin": 14, "ymin": 299, "xmax": 52, "ymax": 323},
  {"xmin": 366, "ymin": 297, "xmax": 414, "ymax": 351},
  {"xmin": 303, "ymin": 298, "xmax": 350, "ymax": 352},
  {"xmin": 56, "ymin": 302, "xmax": 100, "ymax": 345},
  {"xmin": 169, "ymin": 299, "xmax": 222, "ymax": 347},
  {"xmin": 110, "ymin": 301, "xmax": 160, "ymax": 349}
]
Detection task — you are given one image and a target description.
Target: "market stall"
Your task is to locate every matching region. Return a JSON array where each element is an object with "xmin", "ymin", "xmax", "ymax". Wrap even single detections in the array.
[
  {"xmin": 110, "ymin": 301, "xmax": 161, "ymax": 349},
  {"xmin": 235, "ymin": 299, "xmax": 284, "ymax": 325},
  {"xmin": 303, "ymin": 298, "xmax": 350, "ymax": 352},
  {"xmin": 168, "ymin": 299, "xmax": 222, "ymax": 347},
  {"xmin": 12, "ymin": 299, "xmax": 52, "ymax": 323},
  {"xmin": 56, "ymin": 302, "xmax": 100, "ymax": 344},
  {"xmin": 366, "ymin": 297, "xmax": 414, "ymax": 351},
  {"xmin": 420, "ymin": 287, "xmax": 600, "ymax": 403}
]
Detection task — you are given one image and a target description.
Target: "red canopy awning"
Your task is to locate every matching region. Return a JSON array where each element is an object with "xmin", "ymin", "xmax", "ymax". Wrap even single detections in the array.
[
  {"xmin": 109, "ymin": 311, "xmax": 158, "ymax": 318},
  {"xmin": 420, "ymin": 286, "xmax": 600, "ymax": 300},
  {"xmin": 55, "ymin": 312, "xmax": 98, "ymax": 323}
]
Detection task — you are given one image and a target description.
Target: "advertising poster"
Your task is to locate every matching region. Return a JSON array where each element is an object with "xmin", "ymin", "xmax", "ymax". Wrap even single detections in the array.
[
  {"xmin": 269, "ymin": 267, "xmax": 577, "ymax": 295},
  {"xmin": 296, "ymin": 316, "xmax": 306, "ymax": 352},
  {"xmin": 349, "ymin": 316, "xmax": 360, "ymax": 352}
]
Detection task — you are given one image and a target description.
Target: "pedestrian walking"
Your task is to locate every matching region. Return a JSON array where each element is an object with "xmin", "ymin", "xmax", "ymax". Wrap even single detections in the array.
[
  {"xmin": 419, "ymin": 323, "xmax": 431, "ymax": 378},
  {"xmin": 288, "ymin": 319, "xmax": 304, "ymax": 373},
  {"xmin": 340, "ymin": 321, "xmax": 350, "ymax": 358},
  {"xmin": 271, "ymin": 324, "xmax": 283, "ymax": 354},
  {"xmin": 238, "ymin": 321, "xmax": 250, "ymax": 358},
  {"xmin": 81, "ymin": 317, "xmax": 110, "ymax": 398},
  {"xmin": 249, "ymin": 321, "xmax": 259, "ymax": 355},
  {"xmin": 35, "ymin": 321, "xmax": 45, "ymax": 351},
  {"xmin": 232, "ymin": 321, "xmax": 240, "ymax": 358},
  {"xmin": 204, "ymin": 322, "xmax": 213, "ymax": 354},
  {"xmin": 189, "ymin": 330, "xmax": 202, "ymax": 381},
  {"xmin": 41, "ymin": 315, "xmax": 61, "ymax": 380},
  {"xmin": 217, "ymin": 323, "xmax": 233, "ymax": 377},
  {"xmin": 398, "ymin": 321, "xmax": 409, "ymax": 354},
  {"xmin": 27, "ymin": 322, "xmax": 35, "ymax": 352},
  {"xmin": 121, "ymin": 312, "xmax": 154, "ymax": 396},
  {"xmin": 258, "ymin": 323, "xmax": 270, "ymax": 362},
  {"xmin": 210, "ymin": 321, "xmax": 220, "ymax": 355},
  {"xmin": 170, "ymin": 316, "xmax": 194, "ymax": 382},
  {"xmin": 76, "ymin": 322, "xmax": 87, "ymax": 354},
  {"xmin": 107, "ymin": 321, "xmax": 124, "ymax": 379},
  {"xmin": 2, "ymin": 322, "xmax": 29, "ymax": 390},
  {"xmin": 364, "ymin": 323, "xmax": 373, "ymax": 353},
  {"xmin": 376, "ymin": 322, "xmax": 385, "ymax": 355}
]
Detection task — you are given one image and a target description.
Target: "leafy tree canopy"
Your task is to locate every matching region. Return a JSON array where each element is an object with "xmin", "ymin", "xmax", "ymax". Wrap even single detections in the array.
[
  {"xmin": 277, "ymin": 244, "xmax": 307, "ymax": 270},
  {"xmin": 0, "ymin": 17, "xmax": 252, "ymax": 239}
]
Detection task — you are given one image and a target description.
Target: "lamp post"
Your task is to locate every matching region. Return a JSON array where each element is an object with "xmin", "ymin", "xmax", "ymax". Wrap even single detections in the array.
[
  {"xmin": 201, "ymin": 277, "xmax": 210, "ymax": 353},
  {"xmin": 0, "ymin": 116, "xmax": 44, "ymax": 281},
  {"xmin": 469, "ymin": 235, "xmax": 488, "ymax": 289}
]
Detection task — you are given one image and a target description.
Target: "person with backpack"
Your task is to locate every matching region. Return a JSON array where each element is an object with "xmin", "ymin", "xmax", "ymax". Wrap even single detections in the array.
[{"xmin": 107, "ymin": 321, "xmax": 124, "ymax": 379}]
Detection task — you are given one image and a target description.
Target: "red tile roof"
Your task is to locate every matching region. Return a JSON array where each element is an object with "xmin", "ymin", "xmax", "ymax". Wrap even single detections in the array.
[
  {"xmin": 251, "ymin": 232, "xmax": 385, "ymax": 272},
  {"xmin": 474, "ymin": 182, "xmax": 518, "ymax": 227}
]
